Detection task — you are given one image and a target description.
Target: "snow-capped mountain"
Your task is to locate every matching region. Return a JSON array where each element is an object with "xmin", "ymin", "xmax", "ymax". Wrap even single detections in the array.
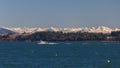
[
  {"xmin": 2, "ymin": 26, "xmax": 120, "ymax": 34},
  {"xmin": 0, "ymin": 28, "xmax": 15, "ymax": 34}
]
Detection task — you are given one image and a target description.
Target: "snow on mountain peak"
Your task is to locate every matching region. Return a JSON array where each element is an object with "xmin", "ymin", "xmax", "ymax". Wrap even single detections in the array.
[
  {"xmin": 0, "ymin": 27, "xmax": 15, "ymax": 34},
  {"xmin": 2, "ymin": 26, "xmax": 120, "ymax": 34}
]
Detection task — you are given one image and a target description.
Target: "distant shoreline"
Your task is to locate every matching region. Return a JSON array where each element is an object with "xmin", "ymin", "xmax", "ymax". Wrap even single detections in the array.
[{"xmin": 0, "ymin": 31, "xmax": 120, "ymax": 42}]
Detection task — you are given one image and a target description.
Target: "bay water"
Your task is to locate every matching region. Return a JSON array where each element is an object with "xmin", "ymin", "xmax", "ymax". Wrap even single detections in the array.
[{"xmin": 0, "ymin": 41, "xmax": 120, "ymax": 68}]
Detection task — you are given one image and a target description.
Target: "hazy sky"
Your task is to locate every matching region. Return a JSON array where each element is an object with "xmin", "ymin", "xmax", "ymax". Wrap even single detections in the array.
[{"xmin": 0, "ymin": 0, "xmax": 120, "ymax": 27}]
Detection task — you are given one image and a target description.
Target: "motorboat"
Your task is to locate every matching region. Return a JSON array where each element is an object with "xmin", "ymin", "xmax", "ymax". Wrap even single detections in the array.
[
  {"xmin": 38, "ymin": 40, "xmax": 57, "ymax": 45},
  {"xmin": 38, "ymin": 40, "xmax": 48, "ymax": 44}
]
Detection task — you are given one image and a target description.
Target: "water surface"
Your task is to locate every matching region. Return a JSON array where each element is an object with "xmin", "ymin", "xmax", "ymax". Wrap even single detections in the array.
[{"xmin": 0, "ymin": 41, "xmax": 120, "ymax": 68}]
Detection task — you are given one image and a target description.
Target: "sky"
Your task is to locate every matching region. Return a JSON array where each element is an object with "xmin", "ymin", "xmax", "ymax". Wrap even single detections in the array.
[{"xmin": 0, "ymin": 0, "xmax": 120, "ymax": 28}]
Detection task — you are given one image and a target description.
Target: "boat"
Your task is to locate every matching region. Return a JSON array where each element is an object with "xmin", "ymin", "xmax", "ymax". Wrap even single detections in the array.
[
  {"xmin": 38, "ymin": 40, "xmax": 48, "ymax": 44},
  {"xmin": 38, "ymin": 40, "xmax": 57, "ymax": 45}
]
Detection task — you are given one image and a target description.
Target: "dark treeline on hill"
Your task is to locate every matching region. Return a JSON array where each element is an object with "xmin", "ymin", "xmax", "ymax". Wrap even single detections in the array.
[
  {"xmin": 111, "ymin": 31, "xmax": 120, "ymax": 36},
  {"xmin": 0, "ymin": 31, "xmax": 120, "ymax": 41},
  {"xmin": 27, "ymin": 32, "xmax": 106, "ymax": 41},
  {"xmin": 111, "ymin": 31, "xmax": 120, "ymax": 41}
]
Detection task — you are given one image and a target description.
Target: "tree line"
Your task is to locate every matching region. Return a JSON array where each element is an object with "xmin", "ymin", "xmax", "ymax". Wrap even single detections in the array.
[{"xmin": 0, "ymin": 31, "xmax": 120, "ymax": 41}]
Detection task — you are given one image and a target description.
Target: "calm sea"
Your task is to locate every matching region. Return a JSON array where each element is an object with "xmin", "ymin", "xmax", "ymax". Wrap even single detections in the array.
[{"xmin": 0, "ymin": 41, "xmax": 120, "ymax": 68}]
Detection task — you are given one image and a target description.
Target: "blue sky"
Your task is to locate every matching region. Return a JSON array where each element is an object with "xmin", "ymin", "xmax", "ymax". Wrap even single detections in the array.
[{"xmin": 0, "ymin": 0, "xmax": 120, "ymax": 27}]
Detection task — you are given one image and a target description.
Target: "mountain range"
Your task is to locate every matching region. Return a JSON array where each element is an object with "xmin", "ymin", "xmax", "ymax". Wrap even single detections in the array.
[
  {"xmin": 0, "ymin": 26, "xmax": 120, "ymax": 34},
  {"xmin": 0, "ymin": 28, "xmax": 15, "ymax": 34}
]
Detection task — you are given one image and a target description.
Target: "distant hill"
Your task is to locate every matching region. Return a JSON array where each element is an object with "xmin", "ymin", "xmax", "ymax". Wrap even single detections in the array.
[{"xmin": 0, "ymin": 28, "xmax": 15, "ymax": 34}]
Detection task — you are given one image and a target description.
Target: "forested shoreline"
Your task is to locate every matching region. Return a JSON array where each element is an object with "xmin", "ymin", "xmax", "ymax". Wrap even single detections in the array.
[{"xmin": 0, "ymin": 31, "xmax": 120, "ymax": 42}]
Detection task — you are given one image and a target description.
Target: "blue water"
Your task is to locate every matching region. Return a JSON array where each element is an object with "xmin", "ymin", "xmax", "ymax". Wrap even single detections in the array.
[{"xmin": 0, "ymin": 41, "xmax": 120, "ymax": 68}]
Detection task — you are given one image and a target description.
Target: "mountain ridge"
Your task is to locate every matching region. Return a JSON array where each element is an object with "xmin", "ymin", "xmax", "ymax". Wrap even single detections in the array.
[
  {"xmin": 1, "ymin": 26, "xmax": 120, "ymax": 34},
  {"xmin": 0, "ymin": 27, "xmax": 15, "ymax": 34}
]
